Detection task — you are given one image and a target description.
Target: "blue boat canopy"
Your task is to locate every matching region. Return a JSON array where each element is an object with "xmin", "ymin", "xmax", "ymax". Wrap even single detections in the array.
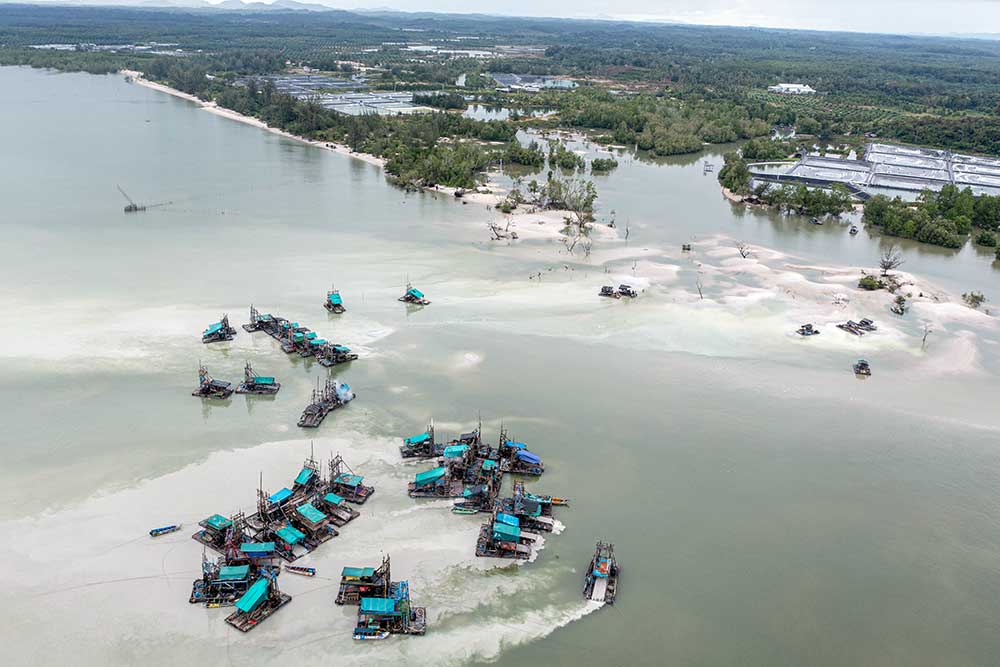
[
  {"xmin": 414, "ymin": 467, "xmax": 446, "ymax": 486},
  {"xmin": 333, "ymin": 345, "xmax": 351, "ymax": 353},
  {"xmin": 407, "ymin": 287, "xmax": 425, "ymax": 299},
  {"xmin": 269, "ymin": 487, "xmax": 293, "ymax": 504},
  {"xmin": 463, "ymin": 484, "xmax": 484, "ymax": 497},
  {"xmin": 240, "ymin": 542, "xmax": 275, "ymax": 554},
  {"xmin": 328, "ymin": 292, "xmax": 343, "ymax": 305},
  {"xmin": 294, "ymin": 467, "xmax": 314, "ymax": 486},
  {"xmin": 360, "ymin": 597, "xmax": 401, "ymax": 616},
  {"xmin": 342, "ymin": 566, "xmax": 376, "ymax": 579},
  {"xmin": 482, "ymin": 459, "xmax": 498, "ymax": 471},
  {"xmin": 404, "ymin": 432, "xmax": 431, "ymax": 445},
  {"xmin": 203, "ymin": 322, "xmax": 223, "ymax": 335},
  {"xmin": 443, "ymin": 444, "xmax": 468, "ymax": 458},
  {"xmin": 218, "ymin": 565, "xmax": 250, "ymax": 581},
  {"xmin": 306, "ymin": 332, "xmax": 318, "ymax": 340},
  {"xmin": 496, "ymin": 512, "xmax": 520, "ymax": 527},
  {"xmin": 235, "ymin": 577, "xmax": 269, "ymax": 613},
  {"xmin": 276, "ymin": 525, "xmax": 306, "ymax": 545},
  {"xmin": 296, "ymin": 502, "xmax": 327, "ymax": 523},
  {"xmin": 253, "ymin": 376, "xmax": 276, "ymax": 385},
  {"xmin": 323, "ymin": 492, "xmax": 345, "ymax": 506},
  {"xmin": 292, "ymin": 332, "xmax": 305, "ymax": 342},
  {"xmin": 310, "ymin": 338, "xmax": 328, "ymax": 346},
  {"xmin": 205, "ymin": 514, "xmax": 232, "ymax": 530},
  {"xmin": 516, "ymin": 451, "xmax": 542, "ymax": 465},
  {"xmin": 492, "ymin": 523, "xmax": 521, "ymax": 542},
  {"xmin": 504, "ymin": 440, "xmax": 527, "ymax": 450},
  {"xmin": 335, "ymin": 473, "xmax": 363, "ymax": 487}
]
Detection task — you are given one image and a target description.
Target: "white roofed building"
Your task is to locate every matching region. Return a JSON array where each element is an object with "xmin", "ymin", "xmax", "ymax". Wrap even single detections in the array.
[{"xmin": 767, "ymin": 83, "xmax": 817, "ymax": 95}]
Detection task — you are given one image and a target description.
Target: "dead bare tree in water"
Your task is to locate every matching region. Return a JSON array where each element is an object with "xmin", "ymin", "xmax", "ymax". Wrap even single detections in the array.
[
  {"xmin": 879, "ymin": 244, "xmax": 904, "ymax": 276},
  {"xmin": 736, "ymin": 241, "xmax": 752, "ymax": 259},
  {"xmin": 696, "ymin": 275, "xmax": 704, "ymax": 300},
  {"xmin": 921, "ymin": 322, "xmax": 933, "ymax": 349}
]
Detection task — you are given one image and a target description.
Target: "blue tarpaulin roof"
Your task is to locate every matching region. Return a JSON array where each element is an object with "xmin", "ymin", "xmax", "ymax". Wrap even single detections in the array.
[
  {"xmin": 205, "ymin": 514, "xmax": 232, "ymax": 530},
  {"xmin": 342, "ymin": 566, "xmax": 376, "ymax": 579},
  {"xmin": 203, "ymin": 322, "xmax": 223, "ymax": 335},
  {"xmin": 306, "ymin": 332, "xmax": 317, "ymax": 340},
  {"xmin": 482, "ymin": 459, "xmax": 498, "ymax": 471},
  {"xmin": 443, "ymin": 444, "xmax": 468, "ymax": 458},
  {"xmin": 333, "ymin": 345, "xmax": 351, "ymax": 353},
  {"xmin": 328, "ymin": 292, "xmax": 343, "ymax": 305},
  {"xmin": 218, "ymin": 565, "xmax": 250, "ymax": 581},
  {"xmin": 335, "ymin": 473, "xmax": 363, "ymax": 487},
  {"xmin": 492, "ymin": 523, "xmax": 521, "ymax": 542},
  {"xmin": 516, "ymin": 451, "xmax": 541, "ymax": 464},
  {"xmin": 253, "ymin": 376, "xmax": 276, "ymax": 385},
  {"xmin": 294, "ymin": 467, "xmax": 314, "ymax": 486},
  {"xmin": 414, "ymin": 467, "xmax": 446, "ymax": 485},
  {"xmin": 240, "ymin": 542, "xmax": 275, "ymax": 554},
  {"xmin": 496, "ymin": 512, "xmax": 520, "ymax": 527},
  {"xmin": 504, "ymin": 440, "xmax": 527, "ymax": 450},
  {"xmin": 235, "ymin": 577, "xmax": 269, "ymax": 613},
  {"xmin": 310, "ymin": 339, "xmax": 327, "ymax": 346},
  {"xmin": 269, "ymin": 487, "xmax": 293, "ymax": 504},
  {"xmin": 407, "ymin": 287, "xmax": 425, "ymax": 299},
  {"xmin": 296, "ymin": 502, "xmax": 327, "ymax": 523},
  {"xmin": 276, "ymin": 525, "xmax": 305, "ymax": 545},
  {"xmin": 360, "ymin": 597, "xmax": 401, "ymax": 616},
  {"xmin": 404, "ymin": 432, "xmax": 430, "ymax": 445},
  {"xmin": 293, "ymin": 332, "xmax": 305, "ymax": 342},
  {"xmin": 323, "ymin": 492, "xmax": 345, "ymax": 506},
  {"xmin": 463, "ymin": 484, "xmax": 484, "ymax": 497}
]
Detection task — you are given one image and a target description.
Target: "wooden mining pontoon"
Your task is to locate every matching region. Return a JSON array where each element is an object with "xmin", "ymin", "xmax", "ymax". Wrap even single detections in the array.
[
  {"xmin": 202, "ymin": 314, "xmax": 237, "ymax": 344},
  {"xmin": 583, "ymin": 541, "xmax": 619, "ymax": 604},
  {"xmin": 315, "ymin": 343, "xmax": 358, "ymax": 368},
  {"xmin": 191, "ymin": 364, "xmax": 234, "ymax": 399},
  {"xmin": 497, "ymin": 480, "xmax": 561, "ymax": 532},
  {"xmin": 325, "ymin": 287, "xmax": 346, "ymax": 314},
  {"xmin": 191, "ymin": 511, "xmax": 253, "ymax": 554},
  {"xmin": 400, "ymin": 424, "xmax": 444, "ymax": 459},
  {"xmin": 498, "ymin": 433, "xmax": 545, "ymax": 476},
  {"xmin": 235, "ymin": 361, "xmax": 280, "ymax": 395},
  {"xmin": 354, "ymin": 579, "xmax": 426, "ymax": 639},
  {"xmin": 190, "ymin": 552, "xmax": 270, "ymax": 607},
  {"xmin": 336, "ymin": 555, "xmax": 391, "ymax": 606},
  {"xmin": 297, "ymin": 378, "xmax": 355, "ymax": 428},
  {"xmin": 327, "ymin": 454, "xmax": 375, "ymax": 504},
  {"xmin": 475, "ymin": 511, "xmax": 533, "ymax": 560},
  {"xmin": 398, "ymin": 282, "xmax": 431, "ymax": 306},
  {"xmin": 243, "ymin": 305, "xmax": 286, "ymax": 334},
  {"xmin": 225, "ymin": 573, "xmax": 292, "ymax": 632}
]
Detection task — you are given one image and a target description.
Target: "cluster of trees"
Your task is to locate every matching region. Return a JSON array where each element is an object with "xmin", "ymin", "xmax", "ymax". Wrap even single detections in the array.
[
  {"xmin": 718, "ymin": 153, "xmax": 752, "ymax": 193},
  {"xmin": 752, "ymin": 183, "xmax": 855, "ymax": 217},
  {"xmin": 502, "ymin": 140, "xmax": 546, "ymax": 168},
  {"xmin": 862, "ymin": 185, "xmax": 978, "ymax": 249},
  {"xmin": 740, "ymin": 138, "xmax": 796, "ymax": 161},
  {"xmin": 548, "ymin": 141, "xmax": 585, "ymax": 170},
  {"xmin": 590, "ymin": 157, "xmax": 619, "ymax": 172},
  {"xmin": 412, "ymin": 92, "xmax": 467, "ymax": 110}
]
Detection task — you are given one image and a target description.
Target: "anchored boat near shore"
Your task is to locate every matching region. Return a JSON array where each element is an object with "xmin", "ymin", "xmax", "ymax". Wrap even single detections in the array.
[{"xmin": 584, "ymin": 541, "xmax": 619, "ymax": 604}]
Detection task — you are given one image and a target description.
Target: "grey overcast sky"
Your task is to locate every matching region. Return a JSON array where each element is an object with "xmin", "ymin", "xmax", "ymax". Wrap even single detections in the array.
[{"xmin": 200, "ymin": 0, "xmax": 1000, "ymax": 36}]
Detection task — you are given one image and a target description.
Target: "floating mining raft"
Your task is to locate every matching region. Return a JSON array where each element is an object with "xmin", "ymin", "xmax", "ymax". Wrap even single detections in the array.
[
  {"xmin": 336, "ymin": 555, "xmax": 391, "ymax": 606},
  {"xmin": 298, "ymin": 378, "xmax": 355, "ymax": 428},
  {"xmin": 235, "ymin": 361, "xmax": 280, "ymax": 395},
  {"xmin": 243, "ymin": 306, "xmax": 357, "ymax": 367},
  {"xmin": 327, "ymin": 454, "xmax": 375, "ymax": 504},
  {"xmin": 191, "ymin": 364, "xmax": 234, "ymax": 399},
  {"xmin": 325, "ymin": 288, "xmax": 346, "ymax": 313},
  {"xmin": 496, "ymin": 481, "xmax": 566, "ymax": 531},
  {"xmin": 355, "ymin": 579, "xmax": 426, "ymax": 640},
  {"xmin": 190, "ymin": 551, "xmax": 277, "ymax": 607},
  {"xmin": 398, "ymin": 283, "xmax": 430, "ymax": 305},
  {"xmin": 202, "ymin": 314, "xmax": 237, "ymax": 344},
  {"xmin": 196, "ymin": 452, "xmax": 371, "ymax": 567},
  {"xmin": 225, "ymin": 572, "xmax": 292, "ymax": 632},
  {"xmin": 583, "ymin": 541, "xmax": 619, "ymax": 604},
  {"xmin": 476, "ymin": 509, "xmax": 535, "ymax": 559}
]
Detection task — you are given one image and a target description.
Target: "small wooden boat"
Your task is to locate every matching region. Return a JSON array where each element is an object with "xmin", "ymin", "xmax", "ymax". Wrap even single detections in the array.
[
  {"xmin": 583, "ymin": 541, "xmax": 619, "ymax": 604},
  {"xmin": 853, "ymin": 359, "xmax": 872, "ymax": 376},
  {"xmin": 796, "ymin": 324, "xmax": 820, "ymax": 337},
  {"xmin": 353, "ymin": 627, "xmax": 390, "ymax": 641},
  {"xmin": 857, "ymin": 318, "xmax": 878, "ymax": 332},
  {"xmin": 284, "ymin": 565, "xmax": 316, "ymax": 577},
  {"xmin": 399, "ymin": 282, "xmax": 431, "ymax": 305},
  {"xmin": 149, "ymin": 524, "xmax": 181, "ymax": 537},
  {"xmin": 810, "ymin": 217, "xmax": 823, "ymax": 225},
  {"xmin": 451, "ymin": 506, "xmax": 479, "ymax": 515},
  {"xmin": 599, "ymin": 285, "xmax": 620, "ymax": 298}
]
